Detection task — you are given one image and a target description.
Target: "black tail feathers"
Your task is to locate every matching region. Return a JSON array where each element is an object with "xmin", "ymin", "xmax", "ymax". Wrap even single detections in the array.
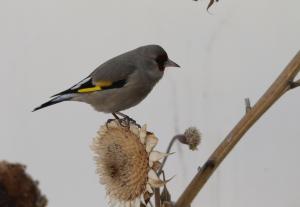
[
  {"xmin": 32, "ymin": 99, "xmax": 59, "ymax": 112},
  {"xmin": 32, "ymin": 94, "xmax": 73, "ymax": 112}
]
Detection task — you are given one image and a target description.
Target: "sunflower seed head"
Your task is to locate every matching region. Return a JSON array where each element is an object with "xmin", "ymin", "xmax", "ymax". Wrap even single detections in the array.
[{"xmin": 92, "ymin": 120, "xmax": 170, "ymax": 207}]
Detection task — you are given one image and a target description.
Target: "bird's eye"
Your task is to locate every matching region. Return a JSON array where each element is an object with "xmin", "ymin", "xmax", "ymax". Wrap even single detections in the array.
[{"xmin": 155, "ymin": 54, "xmax": 168, "ymax": 71}]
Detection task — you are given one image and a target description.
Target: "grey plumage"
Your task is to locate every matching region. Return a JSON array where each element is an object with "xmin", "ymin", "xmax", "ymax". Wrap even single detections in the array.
[{"xmin": 33, "ymin": 45, "xmax": 179, "ymax": 114}]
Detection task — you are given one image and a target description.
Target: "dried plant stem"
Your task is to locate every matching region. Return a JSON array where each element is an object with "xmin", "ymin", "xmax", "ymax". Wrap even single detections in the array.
[
  {"xmin": 175, "ymin": 51, "xmax": 300, "ymax": 207},
  {"xmin": 158, "ymin": 135, "xmax": 184, "ymax": 176},
  {"xmin": 206, "ymin": 0, "xmax": 218, "ymax": 10},
  {"xmin": 154, "ymin": 188, "xmax": 161, "ymax": 207}
]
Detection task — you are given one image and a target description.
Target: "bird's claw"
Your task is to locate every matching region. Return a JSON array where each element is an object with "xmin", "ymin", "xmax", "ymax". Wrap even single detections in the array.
[
  {"xmin": 121, "ymin": 116, "xmax": 141, "ymax": 128},
  {"xmin": 106, "ymin": 119, "xmax": 116, "ymax": 128},
  {"xmin": 106, "ymin": 116, "xmax": 140, "ymax": 128}
]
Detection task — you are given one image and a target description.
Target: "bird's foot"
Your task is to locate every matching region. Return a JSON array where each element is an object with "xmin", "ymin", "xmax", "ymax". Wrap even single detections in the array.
[
  {"xmin": 105, "ymin": 118, "xmax": 129, "ymax": 128},
  {"xmin": 121, "ymin": 116, "xmax": 141, "ymax": 128},
  {"xmin": 113, "ymin": 112, "xmax": 141, "ymax": 128},
  {"xmin": 108, "ymin": 112, "xmax": 141, "ymax": 128}
]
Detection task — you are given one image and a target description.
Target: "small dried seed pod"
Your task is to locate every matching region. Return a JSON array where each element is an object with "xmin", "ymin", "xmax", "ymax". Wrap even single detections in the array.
[{"xmin": 179, "ymin": 127, "xmax": 202, "ymax": 150}]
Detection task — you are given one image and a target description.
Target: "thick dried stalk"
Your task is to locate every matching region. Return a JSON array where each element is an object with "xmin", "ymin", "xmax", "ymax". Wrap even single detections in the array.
[{"xmin": 175, "ymin": 51, "xmax": 300, "ymax": 207}]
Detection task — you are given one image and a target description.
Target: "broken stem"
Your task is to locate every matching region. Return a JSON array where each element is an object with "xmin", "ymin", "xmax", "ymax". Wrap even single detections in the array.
[{"xmin": 244, "ymin": 98, "xmax": 251, "ymax": 113}]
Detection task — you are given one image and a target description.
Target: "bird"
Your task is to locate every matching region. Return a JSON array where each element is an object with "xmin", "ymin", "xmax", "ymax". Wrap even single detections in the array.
[{"xmin": 33, "ymin": 44, "xmax": 180, "ymax": 121}]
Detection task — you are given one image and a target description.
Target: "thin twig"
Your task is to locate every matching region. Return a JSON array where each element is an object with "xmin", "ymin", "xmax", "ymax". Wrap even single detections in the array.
[
  {"xmin": 158, "ymin": 135, "xmax": 184, "ymax": 176},
  {"xmin": 175, "ymin": 51, "xmax": 300, "ymax": 207},
  {"xmin": 206, "ymin": 0, "xmax": 219, "ymax": 11},
  {"xmin": 194, "ymin": 0, "xmax": 219, "ymax": 11}
]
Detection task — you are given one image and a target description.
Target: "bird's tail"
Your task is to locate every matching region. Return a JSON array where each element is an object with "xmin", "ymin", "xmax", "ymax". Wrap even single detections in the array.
[{"xmin": 33, "ymin": 94, "xmax": 75, "ymax": 112}]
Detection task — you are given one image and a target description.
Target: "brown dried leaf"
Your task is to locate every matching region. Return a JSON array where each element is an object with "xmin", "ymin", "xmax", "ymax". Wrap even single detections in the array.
[
  {"xmin": 143, "ymin": 191, "xmax": 153, "ymax": 204},
  {"xmin": 160, "ymin": 185, "xmax": 171, "ymax": 203}
]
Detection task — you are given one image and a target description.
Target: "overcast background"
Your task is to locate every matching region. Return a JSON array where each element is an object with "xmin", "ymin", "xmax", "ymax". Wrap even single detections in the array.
[{"xmin": 1, "ymin": 0, "xmax": 300, "ymax": 206}]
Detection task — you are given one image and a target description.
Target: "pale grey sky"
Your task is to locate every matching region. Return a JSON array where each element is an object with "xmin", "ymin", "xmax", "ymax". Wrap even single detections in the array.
[{"xmin": 1, "ymin": 0, "xmax": 300, "ymax": 207}]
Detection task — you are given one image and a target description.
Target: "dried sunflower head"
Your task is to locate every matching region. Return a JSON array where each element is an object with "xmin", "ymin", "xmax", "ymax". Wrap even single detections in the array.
[
  {"xmin": 0, "ymin": 161, "xmax": 47, "ymax": 207},
  {"xmin": 91, "ymin": 121, "xmax": 171, "ymax": 207}
]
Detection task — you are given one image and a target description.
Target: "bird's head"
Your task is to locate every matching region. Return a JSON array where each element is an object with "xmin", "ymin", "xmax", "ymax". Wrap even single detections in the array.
[{"xmin": 137, "ymin": 45, "xmax": 180, "ymax": 72}]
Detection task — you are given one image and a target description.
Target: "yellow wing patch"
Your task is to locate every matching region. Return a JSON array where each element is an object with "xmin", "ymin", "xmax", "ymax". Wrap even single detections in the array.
[
  {"xmin": 78, "ymin": 86, "xmax": 101, "ymax": 93},
  {"xmin": 96, "ymin": 80, "xmax": 113, "ymax": 87},
  {"xmin": 77, "ymin": 81, "xmax": 113, "ymax": 93}
]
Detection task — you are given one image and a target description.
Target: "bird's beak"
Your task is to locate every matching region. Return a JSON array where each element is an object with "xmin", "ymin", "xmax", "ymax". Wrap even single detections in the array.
[{"xmin": 165, "ymin": 59, "xmax": 180, "ymax": 68}]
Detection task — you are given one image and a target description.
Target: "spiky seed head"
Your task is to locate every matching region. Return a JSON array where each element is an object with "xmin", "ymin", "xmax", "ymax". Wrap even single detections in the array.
[{"xmin": 180, "ymin": 127, "xmax": 202, "ymax": 150}]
